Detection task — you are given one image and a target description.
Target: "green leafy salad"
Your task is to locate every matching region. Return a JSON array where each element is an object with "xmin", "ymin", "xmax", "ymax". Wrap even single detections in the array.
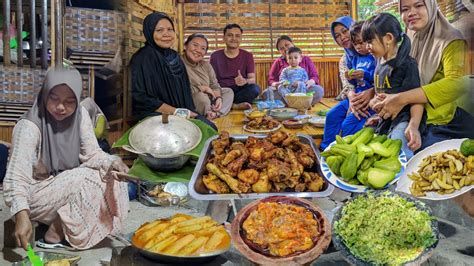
[{"xmin": 334, "ymin": 193, "xmax": 437, "ymax": 265}]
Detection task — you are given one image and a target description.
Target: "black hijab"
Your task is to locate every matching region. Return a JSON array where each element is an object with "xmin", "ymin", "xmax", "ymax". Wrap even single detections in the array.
[{"xmin": 130, "ymin": 12, "xmax": 196, "ymax": 119}]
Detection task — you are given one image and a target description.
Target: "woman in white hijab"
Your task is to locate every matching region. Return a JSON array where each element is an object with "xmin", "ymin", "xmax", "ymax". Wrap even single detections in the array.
[
  {"xmin": 3, "ymin": 68, "xmax": 129, "ymax": 250},
  {"xmin": 372, "ymin": 0, "xmax": 473, "ymax": 150}
]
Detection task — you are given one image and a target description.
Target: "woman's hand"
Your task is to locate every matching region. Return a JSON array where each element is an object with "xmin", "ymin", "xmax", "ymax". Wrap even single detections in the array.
[
  {"xmin": 212, "ymin": 97, "xmax": 223, "ymax": 112},
  {"xmin": 374, "ymin": 93, "xmax": 405, "ymax": 120},
  {"xmin": 365, "ymin": 115, "xmax": 380, "ymax": 126},
  {"xmin": 305, "ymin": 79, "xmax": 316, "ymax": 88},
  {"xmin": 14, "ymin": 210, "xmax": 32, "ymax": 250},
  {"xmin": 348, "ymin": 89, "xmax": 372, "ymax": 120},
  {"xmin": 110, "ymin": 159, "xmax": 129, "ymax": 182},
  {"xmin": 405, "ymin": 125, "xmax": 422, "ymax": 151},
  {"xmin": 199, "ymin": 86, "xmax": 216, "ymax": 98}
]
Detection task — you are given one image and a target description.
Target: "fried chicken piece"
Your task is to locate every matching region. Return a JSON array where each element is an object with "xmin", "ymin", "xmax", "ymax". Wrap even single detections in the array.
[
  {"xmin": 303, "ymin": 172, "xmax": 324, "ymax": 192},
  {"xmin": 224, "ymin": 156, "xmax": 247, "ymax": 177},
  {"xmin": 297, "ymin": 153, "xmax": 315, "ymax": 168},
  {"xmin": 252, "ymin": 170, "xmax": 272, "ymax": 193},
  {"xmin": 282, "ymin": 133, "xmax": 299, "ymax": 147},
  {"xmin": 268, "ymin": 131, "xmax": 288, "ymax": 144},
  {"xmin": 203, "ymin": 173, "xmax": 230, "ymax": 194},
  {"xmin": 212, "ymin": 131, "xmax": 230, "ymax": 155},
  {"xmin": 266, "ymin": 159, "xmax": 292, "ymax": 183},
  {"xmin": 207, "ymin": 163, "xmax": 250, "ymax": 193},
  {"xmin": 284, "ymin": 174, "xmax": 300, "ymax": 188},
  {"xmin": 249, "ymin": 146, "xmax": 264, "ymax": 162},
  {"xmin": 294, "ymin": 180, "xmax": 306, "ymax": 192},
  {"xmin": 230, "ymin": 142, "xmax": 248, "ymax": 155},
  {"xmin": 238, "ymin": 169, "xmax": 260, "ymax": 185},
  {"xmin": 297, "ymin": 142, "xmax": 316, "ymax": 160},
  {"xmin": 245, "ymin": 136, "xmax": 259, "ymax": 148},
  {"xmin": 286, "ymin": 148, "xmax": 304, "ymax": 177},
  {"xmin": 222, "ymin": 149, "xmax": 242, "ymax": 166},
  {"xmin": 272, "ymin": 182, "xmax": 288, "ymax": 192}
]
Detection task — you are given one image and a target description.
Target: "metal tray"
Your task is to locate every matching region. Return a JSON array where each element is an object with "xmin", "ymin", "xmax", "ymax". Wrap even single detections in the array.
[{"xmin": 189, "ymin": 134, "xmax": 334, "ymax": 200}]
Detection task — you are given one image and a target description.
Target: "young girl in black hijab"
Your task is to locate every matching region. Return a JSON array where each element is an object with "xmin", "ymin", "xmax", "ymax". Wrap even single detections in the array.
[{"xmin": 130, "ymin": 12, "xmax": 216, "ymax": 129}]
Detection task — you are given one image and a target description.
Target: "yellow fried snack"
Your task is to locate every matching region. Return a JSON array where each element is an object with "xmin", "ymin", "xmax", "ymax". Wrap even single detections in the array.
[
  {"xmin": 409, "ymin": 150, "xmax": 473, "ymax": 196},
  {"xmin": 132, "ymin": 214, "xmax": 230, "ymax": 257}
]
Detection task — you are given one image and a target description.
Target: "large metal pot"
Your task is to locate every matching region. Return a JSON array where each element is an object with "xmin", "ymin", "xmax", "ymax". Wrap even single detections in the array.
[{"xmin": 122, "ymin": 115, "xmax": 202, "ymax": 172}]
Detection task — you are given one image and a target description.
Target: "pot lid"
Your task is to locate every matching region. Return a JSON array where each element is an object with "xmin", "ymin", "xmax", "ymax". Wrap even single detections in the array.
[{"xmin": 129, "ymin": 115, "xmax": 202, "ymax": 158}]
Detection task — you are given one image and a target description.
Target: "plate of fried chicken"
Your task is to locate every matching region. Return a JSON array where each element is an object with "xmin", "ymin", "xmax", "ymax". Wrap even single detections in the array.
[
  {"xmin": 189, "ymin": 131, "xmax": 334, "ymax": 200},
  {"xmin": 243, "ymin": 116, "xmax": 281, "ymax": 133}
]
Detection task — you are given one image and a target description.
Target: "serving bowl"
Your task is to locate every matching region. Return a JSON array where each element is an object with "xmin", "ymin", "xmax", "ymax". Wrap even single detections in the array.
[
  {"xmin": 332, "ymin": 191, "xmax": 439, "ymax": 266},
  {"xmin": 231, "ymin": 196, "xmax": 331, "ymax": 265},
  {"xmin": 122, "ymin": 115, "xmax": 202, "ymax": 171},
  {"xmin": 320, "ymin": 140, "xmax": 407, "ymax": 193},
  {"xmin": 282, "ymin": 119, "xmax": 306, "ymax": 129},
  {"xmin": 284, "ymin": 93, "xmax": 313, "ymax": 111},
  {"xmin": 268, "ymin": 108, "xmax": 298, "ymax": 121}
]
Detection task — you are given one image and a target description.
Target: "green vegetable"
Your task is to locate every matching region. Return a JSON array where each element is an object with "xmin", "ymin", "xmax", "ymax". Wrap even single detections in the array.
[
  {"xmin": 367, "ymin": 167, "xmax": 396, "ymax": 189},
  {"xmin": 336, "ymin": 135, "xmax": 345, "ymax": 144},
  {"xmin": 351, "ymin": 127, "xmax": 374, "ymax": 146},
  {"xmin": 327, "ymin": 156, "xmax": 344, "ymax": 176},
  {"xmin": 330, "ymin": 143, "xmax": 356, "ymax": 158},
  {"xmin": 356, "ymin": 169, "xmax": 369, "ymax": 185},
  {"xmin": 320, "ymin": 150, "xmax": 332, "ymax": 157},
  {"xmin": 357, "ymin": 143, "xmax": 374, "ymax": 157},
  {"xmin": 334, "ymin": 193, "xmax": 437, "ymax": 266},
  {"xmin": 318, "ymin": 109, "xmax": 329, "ymax": 116},
  {"xmin": 460, "ymin": 139, "xmax": 474, "ymax": 156},
  {"xmin": 388, "ymin": 139, "xmax": 402, "ymax": 157},
  {"xmin": 369, "ymin": 134, "xmax": 387, "ymax": 144},
  {"xmin": 340, "ymin": 151, "xmax": 358, "ymax": 180},
  {"xmin": 373, "ymin": 157, "xmax": 402, "ymax": 173},
  {"xmin": 382, "ymin": 138, "xmax": 392, "ymax": 148},
  {"xmin": 360, "ymin": 156, "xmax": 377, "ymax": 170},
  {"xmin": 343, "ymin": 129, "xmax": 363, "ymax": 144},
  {"xmin": 368, "ymin": 142, "xmax": 392, "ymax": 157},
  {"xmin": 357, "ymin": 151, "xmax": 365, "ymax": 168}
]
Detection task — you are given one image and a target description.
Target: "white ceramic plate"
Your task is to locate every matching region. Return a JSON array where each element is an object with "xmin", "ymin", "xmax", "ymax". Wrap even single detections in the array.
[
  {"xmin": 396, "ymin": 138, "xmax": 473, "ymax": 200},
  {"xmin": 243, "ymin": 123, "xmax": 282, "ymax": 133},
  {"xmin": 308, "ymin": 116, "xmax": 326, "ymax": 127},
  {"xmin": 320, "ymin": 140, "xmax": 408, "ymax": 193}
]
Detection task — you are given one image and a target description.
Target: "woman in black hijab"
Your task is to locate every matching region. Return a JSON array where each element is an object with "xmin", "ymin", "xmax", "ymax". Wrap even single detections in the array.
[{"xmin": 130, "ymin": 12, "xmax": 216, "ymax": 129}]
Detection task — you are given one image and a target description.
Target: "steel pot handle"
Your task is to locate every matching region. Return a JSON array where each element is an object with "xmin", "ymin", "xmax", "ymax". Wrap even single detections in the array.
[{"xmin": 122, "ymin": 145, "xmax": 148, "ymax": 156}]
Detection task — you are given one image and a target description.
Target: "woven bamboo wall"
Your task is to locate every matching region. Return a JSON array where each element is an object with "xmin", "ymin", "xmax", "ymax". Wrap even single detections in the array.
[
  {"xmin": 64, "ymin": 7, "xmax": 126, "ymax": 53},
  {"xmin": 255, "ymin": 58, "xmax": 341, "ymax": 97},
  {"xmin": 183, "ymin": 0, "xmax": 350, "ymax": 59}
]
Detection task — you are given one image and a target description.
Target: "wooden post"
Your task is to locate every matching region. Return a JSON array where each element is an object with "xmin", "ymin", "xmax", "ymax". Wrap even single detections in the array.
[
  {"xmin": 30, "ymin": 0, "xmax": 37, "ymax": 68},
  {"xmin": 16, "ymin": 0, "xmax": 23, "ymax": 66},
  {"xmin": 351, "ymin": 0, "xmax": 358, "ymax": 21},
  {"xmin": 268, "ymin": 1, "xmax": 273, "ymax": 60},
  {"xmin": 177, "ymin": 0, "xmax": 184, "ymax": 53},
  {"xmin": 50, "ymin": 0, "xmax": 55, "ymax": 67},
  {"xmin": 41, "ymin": 0, "xmax": 48, "ymax": 69},
  {"xmin": 53, "ymin": 0, "xmax": 63, "ymax": 67},
  {"xmin": 3, "ymin": 0, "xmax": 11, "ymax": 65}
]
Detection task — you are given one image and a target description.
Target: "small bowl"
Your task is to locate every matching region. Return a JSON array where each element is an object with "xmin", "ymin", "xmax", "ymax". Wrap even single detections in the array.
[
  {"xmin": 244, "ymin": 110, "xmax": 267, "ymax": 120},
  {"xmin": 283, "ymin": 119, "xmax": 306, "ymax": 129},
  {"xmin": 269, "ymin": 108, "xmax": 298, "ymax": 121}
]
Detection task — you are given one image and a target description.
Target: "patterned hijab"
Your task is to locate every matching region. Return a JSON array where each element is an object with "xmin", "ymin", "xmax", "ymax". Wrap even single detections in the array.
[
  {"xmin": 22, "ymin": 68, "xmax": 82, "ymax": 176},
  {"xmin": 400, "ymin": 0, "xmax": 465, "ymax": 85}
]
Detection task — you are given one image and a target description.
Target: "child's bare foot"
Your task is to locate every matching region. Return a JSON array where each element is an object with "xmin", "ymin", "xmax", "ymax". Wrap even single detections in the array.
[{"xmin": 232, "ymin": 102, "xmax": 252, "ymax": 110}]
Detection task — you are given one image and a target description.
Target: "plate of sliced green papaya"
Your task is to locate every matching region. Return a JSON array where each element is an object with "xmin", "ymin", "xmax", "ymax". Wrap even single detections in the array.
[{"xmin": 319, "ymin": 127, "xmax": 407, "ymax": 193}]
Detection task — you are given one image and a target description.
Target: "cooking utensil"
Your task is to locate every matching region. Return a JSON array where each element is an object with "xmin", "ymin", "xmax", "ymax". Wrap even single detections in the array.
[
  {"xmin": 188, "ymin": 134, "xmax": 334, "ymax": 200},
  {"xmin": 269, "ymin": 108, "xmax": 298, "ymax": 121},
  {"xmin": 123, "ymin": 115, "xmax": 202, "ymax": 171},
  {"xmin": 26, "ymin": 245, "xmax": 43, "ymax": 266},
  {"xmin": 231, "ymin": 196, "xmax": 331, "ymax": 265}
]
